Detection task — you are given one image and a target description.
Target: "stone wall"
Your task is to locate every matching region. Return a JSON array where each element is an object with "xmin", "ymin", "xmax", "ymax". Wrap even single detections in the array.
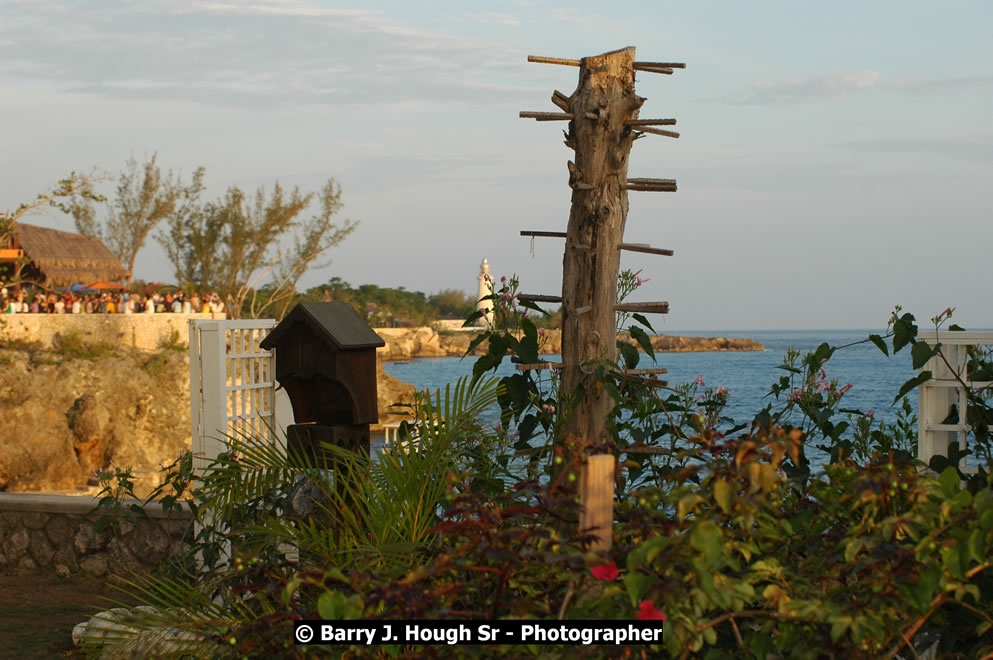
[
  {"xmin": 0, "ymin": 493, "xmax": 192, "ymax": 577},
  {"xmin": 0, "ymin": 312, "xmax": 226, "ymax": 352}
]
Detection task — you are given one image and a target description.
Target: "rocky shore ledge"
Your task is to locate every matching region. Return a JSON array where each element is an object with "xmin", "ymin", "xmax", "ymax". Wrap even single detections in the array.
[{"xmin": 374, "ymin": 327, "xmax": 764, "ymax": 362}]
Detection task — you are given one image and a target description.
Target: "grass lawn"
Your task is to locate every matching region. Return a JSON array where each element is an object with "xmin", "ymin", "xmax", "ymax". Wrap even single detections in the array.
[{"xmin": 0, "ymin": 573, "xmax": 137, "ymax": 658}]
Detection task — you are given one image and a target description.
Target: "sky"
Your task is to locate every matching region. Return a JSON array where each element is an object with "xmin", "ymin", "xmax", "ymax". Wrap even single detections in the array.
[{"xmin": 1, "ymin": 0, "xmax": 991, "ymax": 331}]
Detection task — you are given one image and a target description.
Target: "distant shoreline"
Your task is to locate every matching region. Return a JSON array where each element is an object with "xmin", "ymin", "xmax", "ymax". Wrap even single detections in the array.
[{"xmin": 374, "ymin": 327, "xmax": 764, "ymax": 362}]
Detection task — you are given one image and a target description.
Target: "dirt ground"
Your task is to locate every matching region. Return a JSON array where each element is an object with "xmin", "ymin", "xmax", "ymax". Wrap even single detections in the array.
[{"xmin": 0, "ymin": 573, "xmax": 135, "ymax": 659}]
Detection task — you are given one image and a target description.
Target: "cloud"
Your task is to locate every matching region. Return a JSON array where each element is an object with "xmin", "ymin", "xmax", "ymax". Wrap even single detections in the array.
[
  {"xmin": 888, "ymin": 73, "xmax": 993, "ymax": 94},
  {"xmin": 722, "ymin": 69, "xmax": 993, "ymax": 105},
  {"xmin": 466, "ymin": 12, "xmax": 521, "ymax": 27},
  {"xmin": 730, "ymin": 70, "xmax": 882, "ymax": 104},
  {"xmin": 0, "ymin": 0, "xmax": 536, "ymax": 108},
  {"xmin": 838, "ymin": 135, "xmax": 993, "ymax": 162}
]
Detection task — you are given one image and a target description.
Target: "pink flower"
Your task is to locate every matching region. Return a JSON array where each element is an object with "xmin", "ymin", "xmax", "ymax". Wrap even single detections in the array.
[
  {"xmin": 836, "ymin": 383, "xmax": 853, "ymax": 396},
  {"xmin": 500, "ymin": 275, "xmax": 507, "ymax": 284},
  {"xmin": 591, "ymin": 560, "xmax": 619, "ymax": 581},
  {"xmin": 636, "ymin": 600, "xmax": 666, "ymax": 620},
  {"xmin": 693, "ymin": 375, "xmax": 706, "ymax": 387},
  {"xmin": 716, "ymin": 386, "xmax": 728, "ymax": 396},
  {"xmin": 866, "ymin": 409, "xmax": 876, "ymax": 418}
]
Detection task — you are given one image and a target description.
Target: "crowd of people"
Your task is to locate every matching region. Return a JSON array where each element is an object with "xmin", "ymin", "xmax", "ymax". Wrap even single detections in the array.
[{"xmin": 1, "ymin": 286, "xmax": 225, "ymax": 315}]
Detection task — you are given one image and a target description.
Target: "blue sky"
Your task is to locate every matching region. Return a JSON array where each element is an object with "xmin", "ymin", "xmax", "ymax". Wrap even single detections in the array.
[{"xmin": 1, "ymin": 1, "xmax": 991, "ymax": 330}]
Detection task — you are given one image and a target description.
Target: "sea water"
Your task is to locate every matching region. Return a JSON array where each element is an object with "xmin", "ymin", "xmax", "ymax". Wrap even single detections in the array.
[{"xmin": 384, "ymin": 329, "xmax": 916, "ymax": 428}]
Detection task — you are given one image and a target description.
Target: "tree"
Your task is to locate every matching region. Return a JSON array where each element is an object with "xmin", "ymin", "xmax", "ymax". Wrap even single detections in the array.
[
  {"xmin": 429, "ymin": 288, "xmax": 477, "ymax": 319},
  {"xmin": 70, "ymin": 153, "xmax": 181, "ymax": 284},
  {"xmin": 156, "ymin": 166, "xmax": 207, "ymax": 287},
  {"xmin": 160, "ymin": 177, "xmax": 357, "ymax": 319}
]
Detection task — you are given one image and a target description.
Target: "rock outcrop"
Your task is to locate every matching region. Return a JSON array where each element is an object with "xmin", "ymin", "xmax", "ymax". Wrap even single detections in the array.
[
  {"xmin": 375, "ymin": 327, "xmax": 764, "ymax": 361},
  {"xmin": 0, "ymin": 341, "xmax": 416, "ymax": 493},
  {"xmin": 0, "ymin": 346, "xmax": 190, "ymax": 495},
  {"xmin": 374, "ymin": 358, "xmax": 416, "ymax": 429}
]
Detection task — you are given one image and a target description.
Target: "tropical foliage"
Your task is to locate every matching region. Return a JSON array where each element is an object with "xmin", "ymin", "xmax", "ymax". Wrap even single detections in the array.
[{"xmin": 84, "ymin": 295, "xmax": 993, "ymax": 658}]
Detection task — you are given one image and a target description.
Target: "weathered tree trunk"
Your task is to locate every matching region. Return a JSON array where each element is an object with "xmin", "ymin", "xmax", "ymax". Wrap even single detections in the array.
[{"xmin": 559, "ymin": 47, "xmax": 642, "ymax": 452}]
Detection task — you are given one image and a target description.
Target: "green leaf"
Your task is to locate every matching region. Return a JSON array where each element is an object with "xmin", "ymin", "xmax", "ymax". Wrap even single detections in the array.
[
  {"xmin": 981, "ymin": 509, "xmax": 993, "ymax": 531},
  {"xmin": 462, "ymin": 331, "xmax": 490, "ymax": 358},
  {"xmin": 943, "ymin": 545, "xmax": 965, "ymax": 579},
  {"xmin": 830, "ymin": 616, "xmax": 851, "ymax": 642},
  {"xmin": 691, "ymin": 557, "xmax": 722, "ymax": 607},
  {"xmin": 911, "ymin": 341, "xmax": 940, "ymax": 370},
  {"xmin": 462, "ymin": 309, "xmax": 485, "ymax": 327},
  {"xmin": 618, "ymin": 341, "xmax": 640, "ymax": 369},
  {"xmin": 939, "ymin": 466, "xmax": 960, "ymax": 497},
  {"xmin": 318, "ymin": 591, "xmax": 348, "ymax": 620},
  {"xmin": 690, "ymin": 521, "xmax": 724, "ymax": 564},
  {"xmin": 974, "ymin": 488, "xmax": 992, "ymax": 513},
  {"xmin": 892, "ymin": 313, "xmax": 918, "ymax": 353},
  {"xmin": 967, "ymin": 529, "xmax": 986, "ymax": 564},
  {"xmin": 503, "ymin": 373, "xmax": 530, "ymax": 412},
  {"xmin": 632, "ymin": 313, "xmax": 655, "ymax": 333},
  {"xmin": 868, "ymin": 334, "xmax": 888, "ymax": 356},
  {"xmin": 519, "ymin": 318, "xmax": 539, "ymax": 363},
  {"xmin": 892, "ymin": 371, "xmax": 931, "ymax": 405},
  {"xmin": 629, "ymin": 326, "xmax": 655, "ymax": 361},
  {"xmin": 912, "ymin": 565, "xmax": 940, "ymax": 612},
  {"xmin": 624, "ymin": 571, "xmax": 650, "ymax": 607},
  {"xmin": 713, "ymin": 479, "xmax": 732, "ymax": 515},
  {"xmin": 517, "ymin": 298, "xmax": 548, "ymax": 315}
]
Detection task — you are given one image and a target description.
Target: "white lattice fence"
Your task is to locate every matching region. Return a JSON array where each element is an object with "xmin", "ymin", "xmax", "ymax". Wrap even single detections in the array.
[
  {"xmin": 918, "ymin": 331, "xmax": 993, "ymax": 474},
  {"xmin": 189, "ymin": 319, "xmax": 294, "ymax": 474}
]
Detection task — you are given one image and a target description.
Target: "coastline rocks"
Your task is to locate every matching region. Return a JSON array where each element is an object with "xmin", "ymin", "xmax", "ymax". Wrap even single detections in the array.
[
  {"xmin": 374, "ymin": 358, "xmax": 416, "ymax": 429},
  {"xmin": 373, "ymin": 327, "xmax": 764, "ymax": 361}
]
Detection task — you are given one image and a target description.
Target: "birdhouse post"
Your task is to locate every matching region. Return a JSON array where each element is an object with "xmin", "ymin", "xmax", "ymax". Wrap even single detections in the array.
[{"xmin": 260, "ymin": 302, "xmax": 385, "ymax": 468}]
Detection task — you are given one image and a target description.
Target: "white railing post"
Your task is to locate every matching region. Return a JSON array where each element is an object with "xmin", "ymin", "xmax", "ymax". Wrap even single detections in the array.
[
  {"xmin": 918, "ymin": 331, "xmax": 993, "ymax": 474},
  {"xmin": 194, "ymin": 321, "xmax": 229, "ymax": 476}
]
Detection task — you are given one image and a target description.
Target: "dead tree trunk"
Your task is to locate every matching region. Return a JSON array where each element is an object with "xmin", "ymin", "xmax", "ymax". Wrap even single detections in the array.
[
  {"xmin": 521, "ymin": 47, "xmax": 683, "ymax": 549},
  {"xmin": 558, "ymin": 47, "xmax": 641, "ymax": 452}
]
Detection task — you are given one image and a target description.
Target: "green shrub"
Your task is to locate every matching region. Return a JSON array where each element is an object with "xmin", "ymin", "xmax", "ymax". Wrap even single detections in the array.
[
  {"xmin": 157, "ymin": 328, "xmax": 187, "ymax": 352},
  {"xmin": 51, "ymin": 327, "xmax": 116, "ymax": 361},
  {"xmin": 86, "ymin": 303, "xmax": 993, "ymax": 658}
]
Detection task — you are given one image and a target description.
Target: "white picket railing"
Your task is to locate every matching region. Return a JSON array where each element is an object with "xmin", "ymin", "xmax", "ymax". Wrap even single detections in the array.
[
  {"xmin": 189, "ymin": 319, "xmax": 294, "ymax": 474},
  {"xmin": 917, "ymin": 331, "xmax": 993, "ymax": 473}
]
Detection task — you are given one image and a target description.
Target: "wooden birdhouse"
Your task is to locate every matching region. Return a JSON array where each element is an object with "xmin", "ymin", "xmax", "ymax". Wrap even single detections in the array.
[{"xmin": 260, "ymin": 302, "xmax": 385, "ymax": 465}]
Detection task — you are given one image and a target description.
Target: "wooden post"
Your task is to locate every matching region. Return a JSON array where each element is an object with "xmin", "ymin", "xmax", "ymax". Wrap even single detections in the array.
[
  {"xmin": 557, "ymin": 47, "xmax": 641, "ymax": 453},
  {"xmin": 580, "ymin": 454, "xmax": 615, "ymax": 551},
  {"xmin": 523, "ymin": 46, "xmax": 683, "ymax": 546}
]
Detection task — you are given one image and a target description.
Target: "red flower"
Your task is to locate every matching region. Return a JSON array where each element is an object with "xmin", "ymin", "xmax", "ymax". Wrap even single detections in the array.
[
  {"xmin": 636, "ymin": 600, "xmax": 666, "ymax": 621},
  {"xmin": 591, "ymin": 559, "xmax": 619, "ymax": 581}
]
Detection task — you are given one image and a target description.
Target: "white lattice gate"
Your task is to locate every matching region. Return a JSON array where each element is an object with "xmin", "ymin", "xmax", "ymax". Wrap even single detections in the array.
[{"xmin": 189, "ymin": 319, "xmax": 294, "ymax": 473}]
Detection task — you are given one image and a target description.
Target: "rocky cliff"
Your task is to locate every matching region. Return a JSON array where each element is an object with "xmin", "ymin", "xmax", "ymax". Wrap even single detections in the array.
[
  {"xmin": 375, "ymin": 327, "xmax": 763, "ymax": 361},
  {"xmin": 0, "ymin": 341, "xmax": 414, "ymax": 495},
  {"xmin": 0, "ymin": 343, "xmax": 191, "ymax": 495}
]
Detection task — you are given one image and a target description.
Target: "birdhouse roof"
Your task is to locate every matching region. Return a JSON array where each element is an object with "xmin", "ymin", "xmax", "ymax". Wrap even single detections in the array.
[{"xmin": 260, "ymin": 302, "xmax": 385, "ymax": 351}]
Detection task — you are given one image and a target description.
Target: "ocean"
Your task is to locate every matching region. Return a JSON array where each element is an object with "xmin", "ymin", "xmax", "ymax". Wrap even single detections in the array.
[{"xmin": 384, "ymin": 329, "xmax": 918, "ymax": 434}]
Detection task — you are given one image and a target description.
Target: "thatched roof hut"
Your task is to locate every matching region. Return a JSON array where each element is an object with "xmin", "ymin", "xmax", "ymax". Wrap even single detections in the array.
[{"xmin": 12, "ymin": 223, "xmax": 129, "ymax": 286}]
